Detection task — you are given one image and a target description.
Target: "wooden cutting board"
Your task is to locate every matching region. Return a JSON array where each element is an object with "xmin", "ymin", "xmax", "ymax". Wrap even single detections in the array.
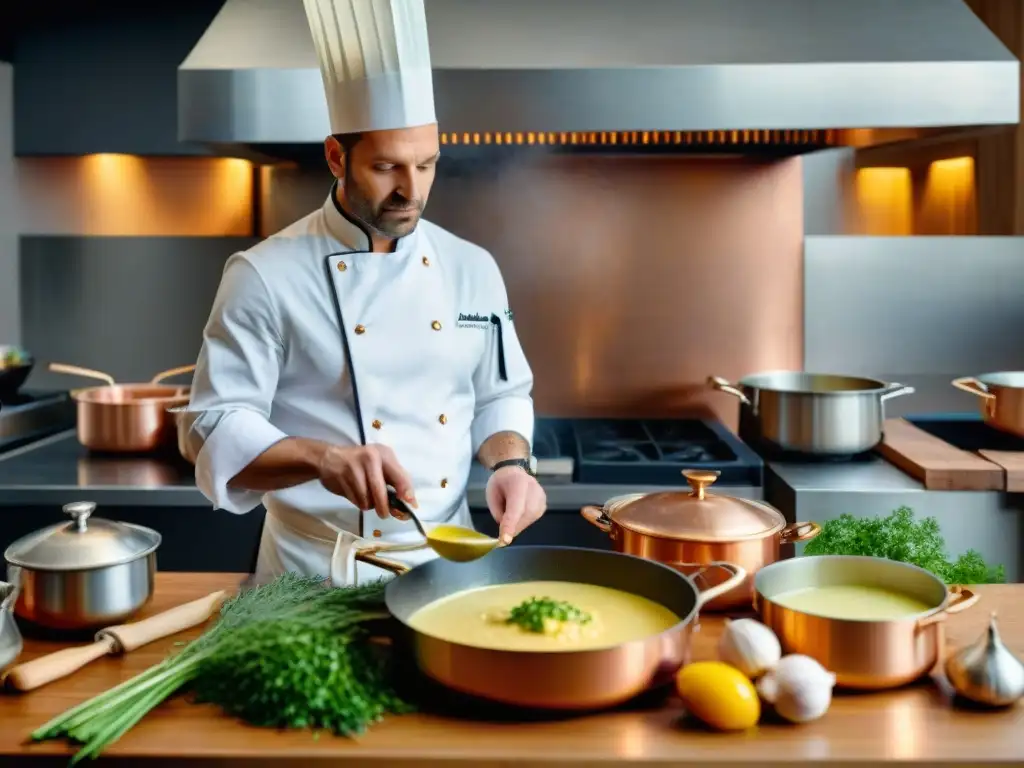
[
  {"xmin": 978, "ymin": 450, "xmax": 1024, "ymax": 492},
  {"xmin": 879, "ymin": 418, "xmax": 1005, "ymax": 490}
]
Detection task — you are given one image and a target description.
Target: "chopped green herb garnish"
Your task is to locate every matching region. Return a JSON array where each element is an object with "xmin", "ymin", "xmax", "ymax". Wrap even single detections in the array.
[{"xmin": 505, "ymin": 596, "xmax": 592, "ymax": 634}]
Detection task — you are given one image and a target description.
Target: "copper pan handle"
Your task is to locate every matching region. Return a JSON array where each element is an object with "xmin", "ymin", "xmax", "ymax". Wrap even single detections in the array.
[
  {"xmin": 580, "ymin": 506, "xmax": 612, "ymax": 534},
  {"xmin": 151, "ymin": 365, "xmax": 196, "ymax": 385},
  {"xmin": 48, "ymin": 363, "xmax": 116, "ymax": 387},
  {"xmin": 692, "ymin": 562, "xmax": 747, "ymax": 608},
  {"xmin": 916, "ymin": 586, "xmax": 979, "ymax": 629},
  {"xmin": 779, "ymin": 521, "xmax": 822, "ymax": 545},
  {"xmin": 951, "ymin": 377, "xmax": 995, "ymax": 401},
  {"xmin": 707, "ymin": 376, "xmax": 752, "ymax": 407}
]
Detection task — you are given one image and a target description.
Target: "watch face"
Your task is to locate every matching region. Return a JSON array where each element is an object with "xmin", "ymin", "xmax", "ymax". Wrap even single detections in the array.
[{"xmin": 529, "ymin": 455, "xmax": 538, "ymax": 474}]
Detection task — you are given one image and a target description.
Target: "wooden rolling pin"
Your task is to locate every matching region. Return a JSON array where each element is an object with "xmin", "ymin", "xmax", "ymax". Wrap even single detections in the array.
[{"xmin": 4, "ymin": 590, "xmax": 227, "ymax": 692}]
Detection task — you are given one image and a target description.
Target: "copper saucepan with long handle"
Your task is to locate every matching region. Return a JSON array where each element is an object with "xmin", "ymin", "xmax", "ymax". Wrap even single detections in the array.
[
  {"xmin": 49, "ymin": 363, "xmax": 196, "ymax": 452},
  {"xmin": 360, "ymin": 543, "xmax": 746, "ymax": 710}
]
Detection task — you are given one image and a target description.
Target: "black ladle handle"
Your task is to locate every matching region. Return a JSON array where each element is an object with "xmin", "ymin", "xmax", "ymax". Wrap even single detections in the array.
[{"xmin": 386, "ymin": 487, "xmax": 427, "ymax": 538}]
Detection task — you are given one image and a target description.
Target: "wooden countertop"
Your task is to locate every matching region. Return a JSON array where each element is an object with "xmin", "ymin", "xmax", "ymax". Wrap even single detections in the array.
[{"xmin": 1, "ymin": 573, "xmax": 1022, "ymax": 767}]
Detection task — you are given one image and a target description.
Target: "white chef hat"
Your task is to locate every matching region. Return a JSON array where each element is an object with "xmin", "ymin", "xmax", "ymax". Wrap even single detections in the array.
[{"xmin": 302, "ymin": 0, "xmax": 437, "ymax": 135}]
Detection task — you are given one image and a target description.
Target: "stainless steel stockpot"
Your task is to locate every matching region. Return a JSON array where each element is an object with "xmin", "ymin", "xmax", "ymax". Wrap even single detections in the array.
[
  {"xmin": 4, "ymin": 501, "xmax": 161, "ymax": 631},
  {"xmin": 709, "ymin": 371, "xmax": 915, "ymax": 455}
]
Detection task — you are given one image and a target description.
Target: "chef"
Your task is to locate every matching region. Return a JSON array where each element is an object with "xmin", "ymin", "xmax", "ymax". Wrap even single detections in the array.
[{"xmin": 183, "ymin": 0, "xmax": 546, "ymax": 585}]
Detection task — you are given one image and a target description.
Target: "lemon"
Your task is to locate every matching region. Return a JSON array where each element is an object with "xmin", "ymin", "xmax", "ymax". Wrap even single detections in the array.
[{"xmin": 675, "ymin": 661, "xmax": 761, "ymax": 731}]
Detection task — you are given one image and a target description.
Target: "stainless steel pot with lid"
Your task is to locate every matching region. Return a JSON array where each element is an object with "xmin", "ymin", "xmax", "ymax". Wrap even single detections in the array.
[{"xmin": 4, "ymin": 501, "xmax": 161, "ymax": 630}]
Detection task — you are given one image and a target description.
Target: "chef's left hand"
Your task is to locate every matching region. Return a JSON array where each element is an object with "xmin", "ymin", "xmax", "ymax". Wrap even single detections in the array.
[{"xmin": 486, "ymin": 466, "xmax": 547, "ymax": 545}]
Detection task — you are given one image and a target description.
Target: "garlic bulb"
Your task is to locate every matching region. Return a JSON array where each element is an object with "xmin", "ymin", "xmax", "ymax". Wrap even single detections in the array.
[
  {"xmin": 945, "ymin": 612, "xmax": 1024, "ymax": 707},
  {"xmin": 718, "ymin": 618, "xmax": 782, "ymax": 679},
  {"xmin": 757, "ymin": 654, "xmax": 836, "ymax": 724}
]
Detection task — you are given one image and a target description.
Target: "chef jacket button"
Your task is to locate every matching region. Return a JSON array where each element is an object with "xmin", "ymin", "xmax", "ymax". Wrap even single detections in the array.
[
  {"xmin": 372, "ymin": 419, "xmax": 382, "ymax": 430},
  {"xmin": 372, "ymin": 529, "xmax": 382, "ymax": 538},
  {"xmin": 431, "ymin": 320, "xmax": 442, "ymax": 331},
  {"xmin": 438, "ymin": 414, "xmax": 447, "ymax": 425},
  {"xmin": 422, "ymin": 255, "xmax": 430, "ymax": 266},
  {"xmin": 354, "ymin": 324, "xmax": 366, "ymax": 335},
  {"xmin": 336, "ymin": 261, "xmax": 347, "ymax": 272},
  {"xmin": 440, "ymin": 478, "xmax": 449, "ymax": 488}
]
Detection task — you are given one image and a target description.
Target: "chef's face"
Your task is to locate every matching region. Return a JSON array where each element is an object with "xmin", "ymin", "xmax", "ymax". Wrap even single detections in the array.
[{"xmin": 326, "ymin": 125, "xmax": 441, "ymax": 239}]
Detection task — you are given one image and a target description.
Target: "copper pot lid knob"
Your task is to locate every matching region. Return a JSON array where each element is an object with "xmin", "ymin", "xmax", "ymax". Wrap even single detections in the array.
[
  {"xmin": 682, "ymin": 469, "xmax": 721, "ymax": 500},
  {"xmin": 606, "ymin": 468, "xmax": 787, "ymax": 542}
]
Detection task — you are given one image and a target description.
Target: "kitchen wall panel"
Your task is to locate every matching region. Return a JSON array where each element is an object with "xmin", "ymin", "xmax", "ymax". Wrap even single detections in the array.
[
  {"xmin": 20, "ymin": 237, "xmax": 258, "ymax": 388},
  {"xmin": 17, "ymin": 156, "xmax": 254, "ymax": 237},
  {"xmin": 0, "ymin": 64, "xmax": 16, "ymax": 343},
  {"xmin": 263, "ymin": 155, "xmax": 805, "ymax": 427},
  {"xmin": 804, "ymin": 235, "xmax": 1024, "ymax": 414}
]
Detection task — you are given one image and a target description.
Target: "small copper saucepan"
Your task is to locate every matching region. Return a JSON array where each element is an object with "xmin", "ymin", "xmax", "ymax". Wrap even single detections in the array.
[
  {"xmin": 581, "ymin": 469, "xmax": 821, "ymax": 611},
  {"xmin": 754, "ymin": 555, "xmax": 979, "ymax": 689},
  {"xmin": 49, "ymin": 363, "xmax": 195, "ymax": 453},
  {"xmin": 366, "ymin": 544, "xmax": 747, "ymax": 710}
]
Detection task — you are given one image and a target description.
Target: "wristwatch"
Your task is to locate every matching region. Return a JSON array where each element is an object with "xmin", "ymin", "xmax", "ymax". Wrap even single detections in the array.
[{"xmin": 491, "ymin": 456, "xmax": 538, "ymax": 477}]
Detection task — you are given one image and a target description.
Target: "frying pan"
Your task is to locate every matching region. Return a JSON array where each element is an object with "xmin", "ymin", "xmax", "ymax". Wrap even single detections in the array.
[
  {"xmin": 0, "ymin": 346, "xmax": 33, "ymax": 399},
  {"xmin": 48, "ymin": 363, "xmax": 196, "ymax": 452},
  {"xmin": 363, "ymin": 544, "xmax": 745, "ymax": 710}
]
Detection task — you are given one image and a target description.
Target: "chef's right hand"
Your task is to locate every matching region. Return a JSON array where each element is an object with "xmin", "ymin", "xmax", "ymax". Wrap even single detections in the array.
[{"xmin": 317, "ymin": 444, "xmax": 418, "ymax": 520}]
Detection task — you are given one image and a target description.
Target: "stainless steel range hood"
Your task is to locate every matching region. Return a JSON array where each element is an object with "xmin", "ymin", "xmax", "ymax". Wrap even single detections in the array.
[{"xmin": 179, "ymin": 0, "xmax": 1019, "ymax": 156}]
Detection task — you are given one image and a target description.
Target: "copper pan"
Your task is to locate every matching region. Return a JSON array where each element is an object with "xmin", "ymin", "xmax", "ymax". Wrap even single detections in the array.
[
  {"xmin": 48, "ymin": 363, "xmax": 195, "ymax": 453},
  {"xmin": 366, "ymin": 544, "xmax": 746, "ymax": 710},
  {"xmin": 952, "ymin": 372, "xmax": 1024, "ymax": 437},
  {"xmin": 582, "ymin": 470, "xmax": 820, "ymax": 611},
  {"xmin": 754, "ymin": 555, "xmax": 979, "ymax": 689}
]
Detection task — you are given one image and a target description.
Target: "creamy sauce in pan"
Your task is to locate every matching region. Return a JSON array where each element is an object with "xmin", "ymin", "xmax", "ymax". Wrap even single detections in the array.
[
  {"xmin": 771, "ymin": 585, "xmax": 934, "ymax": 620},
  {"xmin": 407, "ymin": 581, "xmax": 681, "ymax": 652}
]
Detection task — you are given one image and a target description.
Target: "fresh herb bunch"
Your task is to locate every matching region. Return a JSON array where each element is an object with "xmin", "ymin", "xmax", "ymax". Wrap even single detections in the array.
[
  {"xmin": 802, "ymin": 506, "xmax": 1005, "ymax": 584},
  {"xmin": 32, "ymin": 574, "xmax": 414, "ymax": 765},
  {"xmin": 505, "ymin": 597, "xmax": 592, "ymax": 634}
]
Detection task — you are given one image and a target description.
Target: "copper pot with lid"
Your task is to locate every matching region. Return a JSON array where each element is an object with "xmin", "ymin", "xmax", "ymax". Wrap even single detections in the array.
[{"xmin": 581, "ymin": 469, "xmax": 821, "ymax": 611}]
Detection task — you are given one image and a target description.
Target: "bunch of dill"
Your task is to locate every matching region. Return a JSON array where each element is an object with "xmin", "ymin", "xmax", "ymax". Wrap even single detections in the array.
[{"xmin": 32, "ymin": 573, "xmax": 414, "ymax": 764}]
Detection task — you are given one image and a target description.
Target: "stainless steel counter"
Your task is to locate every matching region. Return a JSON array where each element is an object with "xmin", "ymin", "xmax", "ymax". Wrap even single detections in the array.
[
  {"xmin": 0, "ymin": 430, "xmax": 763, "ymax": 509},
  {"xmin": 765, "ymin": 457, "xmax": 1024, "ymax": 582}
]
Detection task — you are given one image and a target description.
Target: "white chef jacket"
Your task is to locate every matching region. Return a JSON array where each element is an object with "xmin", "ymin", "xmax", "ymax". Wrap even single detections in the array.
[{"xmin": 185, "ymin": 184, "xmax": 534, "ymax": 584}]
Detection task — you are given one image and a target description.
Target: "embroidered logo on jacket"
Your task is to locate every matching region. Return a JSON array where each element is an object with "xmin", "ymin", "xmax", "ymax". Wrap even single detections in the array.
[{"xmin": 456, "ymin": 312, "xmax": 491, "ymax": 330}]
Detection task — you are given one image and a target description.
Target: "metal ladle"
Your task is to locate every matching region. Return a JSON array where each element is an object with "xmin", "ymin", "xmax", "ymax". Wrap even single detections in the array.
[{"xmin": 387, "ymin": 488, "xmax": 500, "ymax": 563}]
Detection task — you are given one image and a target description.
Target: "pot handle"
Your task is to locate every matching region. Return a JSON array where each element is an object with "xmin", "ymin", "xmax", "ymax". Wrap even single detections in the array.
[
  {"xmin": 48, "ymin": 363, "xmax": 116, "ymax": 387},
  {"xmin": 951, "ymin": 377, "xmax": 995, "ymax": 401},
  {"xmin": 580, "ymin": 506, "xmax": 613, "ymax": 534},
  {"xmin": 779, "ymin": 521, "xmax": 822, "ymax": 544},
  {"xmin": 707, "ymin": 376, "xmax": 752, "ymax": 407},
  {"xmin": 880, "ymin": 383, "xmax": 916, "ymax": 402},
  {"xmin": 916, "ymin": 586, "xmax": 979, "ymax": 629},
  {"xmin": 691, "ymin": 562, "xmax": 748, "ymax": 608},
  {"xmin": 151, "ymin": 365, "xmax": 197, "ymax": 385}
]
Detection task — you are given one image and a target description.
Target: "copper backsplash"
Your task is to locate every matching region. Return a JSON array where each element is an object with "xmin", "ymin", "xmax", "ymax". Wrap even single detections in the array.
[
  {"xmin": 426, "ymin": 156, "xmax": 804, "ymax": 429},
  {"xmin": 263, "ymin": 155, "xmax": 804, "ymax": 430}
]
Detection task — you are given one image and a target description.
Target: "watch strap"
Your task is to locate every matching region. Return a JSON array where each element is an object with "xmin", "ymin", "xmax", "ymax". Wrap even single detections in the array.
[{"xmin": 491, "ymin": 457, "xmax": 537, "ymax": 477}]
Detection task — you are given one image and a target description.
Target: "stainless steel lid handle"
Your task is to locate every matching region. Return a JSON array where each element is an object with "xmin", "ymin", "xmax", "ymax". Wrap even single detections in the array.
[{"xmin": 63, "ymin": 501, "xmax": 97, "ymax": 533}]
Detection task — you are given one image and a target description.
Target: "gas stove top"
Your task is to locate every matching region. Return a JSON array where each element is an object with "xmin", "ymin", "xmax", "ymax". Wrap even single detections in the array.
[
  {"xmin": 533, "ymin": 417, "xmax": 763, "ymax": 487},
  {"xmin": 0, "ymin": 390, "xmax": 76, "ymax": 453}
]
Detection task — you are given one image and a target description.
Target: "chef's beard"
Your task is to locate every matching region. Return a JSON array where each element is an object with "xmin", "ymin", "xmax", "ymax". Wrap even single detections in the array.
[{"xmin": 343, "ymin": 172, "xmax": 424, "ymax": 240}]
